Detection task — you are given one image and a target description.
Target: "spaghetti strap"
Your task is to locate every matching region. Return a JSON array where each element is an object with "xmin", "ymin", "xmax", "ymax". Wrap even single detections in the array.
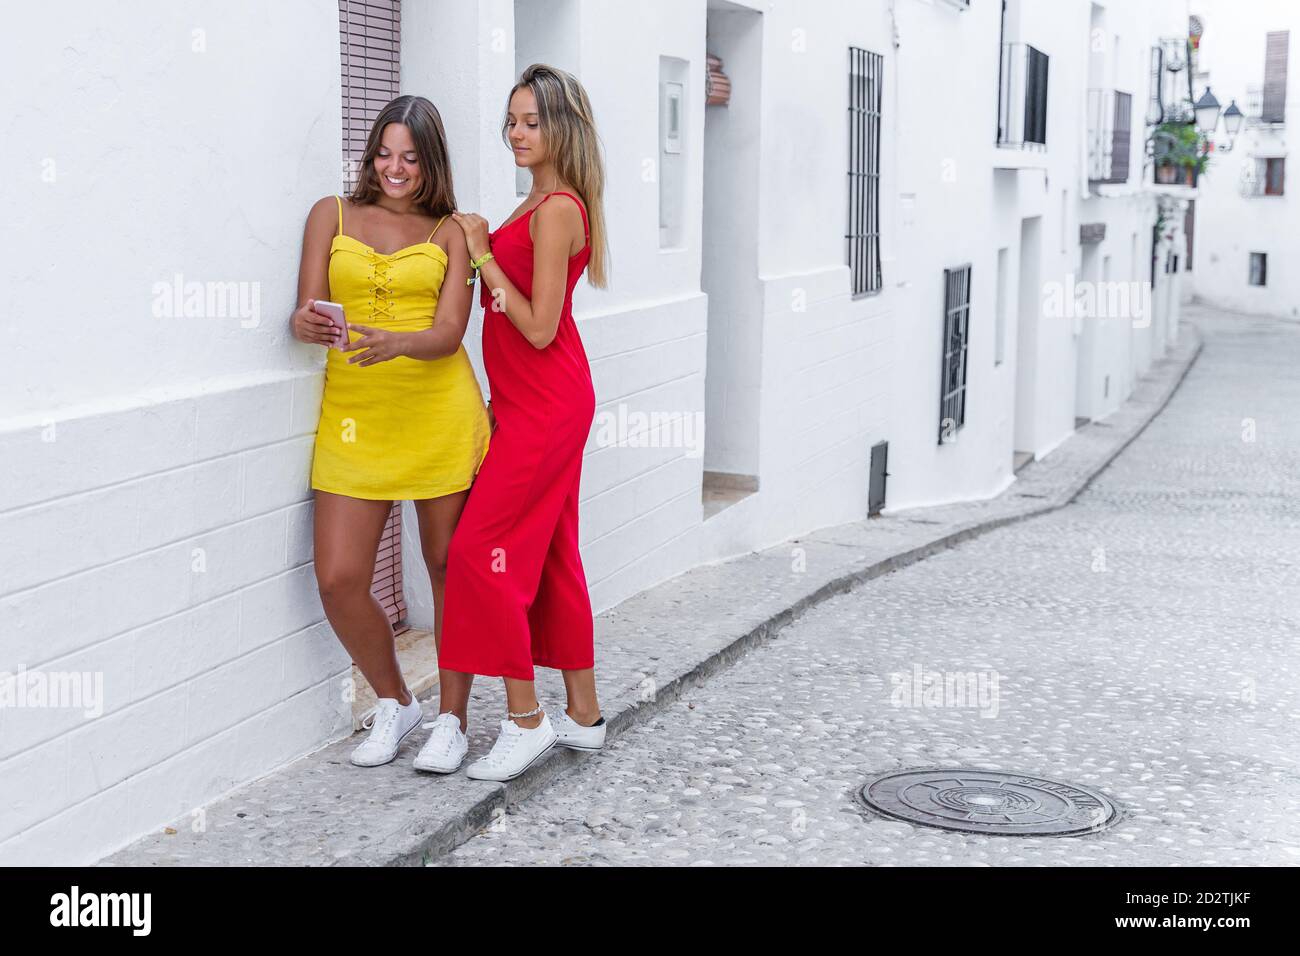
[
  {"xmin": 540, "ymin": 191, "xmax": 590, "ymax": 242},
  {"xmin": 335, "ymin": 195, "xmax": 343, "ymax": 237},
  {"xmin": 426, "ymin": 213, "xmax": 449, "ymax": 243}
]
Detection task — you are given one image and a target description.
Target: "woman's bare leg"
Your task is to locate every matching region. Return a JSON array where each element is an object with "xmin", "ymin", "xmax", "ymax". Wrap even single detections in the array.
[
  {"xmin": 314, "ymin": 491, "xmax": 411, "ymax": 705},
  {"xmin": 560, "ymin": 668, "xmax": 601, "ymax": 725},
  {"xmin": 413, "ymin": 491, "xmax": 474, "ymax": 730},
  {"xmin": 503, "ymin": 678, "xmax": 544, "ymax": 728}
]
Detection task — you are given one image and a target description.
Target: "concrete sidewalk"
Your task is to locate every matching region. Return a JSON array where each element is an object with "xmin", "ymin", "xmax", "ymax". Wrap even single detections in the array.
[{"xmin": 100, "ymin": 324, "xmax": 1203, "ymax": 867}]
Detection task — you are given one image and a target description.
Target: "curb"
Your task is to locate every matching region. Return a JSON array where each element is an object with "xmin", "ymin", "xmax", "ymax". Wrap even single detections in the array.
[{"xmin": 370, "ymin": 322, "xmax": 1204, "ymax": 866}]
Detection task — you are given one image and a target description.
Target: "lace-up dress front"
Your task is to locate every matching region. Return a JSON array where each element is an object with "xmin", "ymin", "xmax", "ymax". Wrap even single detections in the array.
[{"xmin": 310, "ymin": 196, "xmax": 491, "ymax": 500}]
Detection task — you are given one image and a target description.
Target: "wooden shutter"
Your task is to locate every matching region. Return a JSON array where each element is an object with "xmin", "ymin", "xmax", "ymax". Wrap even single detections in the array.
[
  {"xmin": 1266, "ymin": 157, "xmax": 1286, "ymax": 195},
  {"xmin": 340, "ymin": 0, "xmax": 402, "ymax": 191},
  {"xmin": 338, "ymin": 1, "xmax": 408, "ymax": 633},
  {"xmin": 1110, "ymin": 92, "xmax": 1132, "ymax": 183},
  {"xmin": 1262, "ymin": 30, "xmax": 1289, "ymax": 124}
]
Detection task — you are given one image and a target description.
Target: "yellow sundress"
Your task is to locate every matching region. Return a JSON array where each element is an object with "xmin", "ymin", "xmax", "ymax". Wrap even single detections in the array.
[{"xmin": 310, "ymin": 196, "xmax": 491, "ymax": 500}]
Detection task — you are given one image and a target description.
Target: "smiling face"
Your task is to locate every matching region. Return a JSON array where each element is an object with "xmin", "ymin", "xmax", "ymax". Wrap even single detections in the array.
[
  {"xmin": 373, "ymin": 123, "xmax": 421, "ymax": 198},
  {"xmin": 506, "ymin": 87, "xmax": 547, "ymax": 168}
]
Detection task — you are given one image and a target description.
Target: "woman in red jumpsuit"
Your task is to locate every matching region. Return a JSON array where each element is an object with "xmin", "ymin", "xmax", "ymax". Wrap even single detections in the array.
[{"xmin": 421, "ymin": 65, "xmax": 609, "ymax": 782}]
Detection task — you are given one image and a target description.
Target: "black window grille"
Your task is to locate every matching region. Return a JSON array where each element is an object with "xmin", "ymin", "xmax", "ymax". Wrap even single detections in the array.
[
  {"xmin": 848, "ymin": 47, "xmax": 883, "ymax": 297},
  {"xmin": 938, "ymin": 265, "xmax": 972, "ymax": 444},
  {"xmin": 1146, "ymin": 45, "xmax": 1163, "ymax": 125}
]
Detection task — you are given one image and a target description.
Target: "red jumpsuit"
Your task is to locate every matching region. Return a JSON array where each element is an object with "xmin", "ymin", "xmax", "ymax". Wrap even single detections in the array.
[{"xmin": 438, "ymin": 191, "xmax": 596, "ymax": 680}]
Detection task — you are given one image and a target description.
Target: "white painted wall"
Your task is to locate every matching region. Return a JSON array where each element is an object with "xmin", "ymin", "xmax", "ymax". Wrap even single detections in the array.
[
  {"xmin": 0, "ymin": 0, "xmax": 347, "ymax": 865},
  {"xmin": 1, "ymin": 0, "xmax": 1195, "ymax": 864},
  {"xmin": 1188, "ymin": 0, "xmax": 1300, "ymax": 319}
]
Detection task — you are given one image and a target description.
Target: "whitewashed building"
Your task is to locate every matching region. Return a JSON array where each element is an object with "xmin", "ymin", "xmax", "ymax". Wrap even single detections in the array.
[
  {"xmin": 1186, "ymin": 0, "xmax": 1297, "ymax": 318},
  {"xmin": 0, "ymin": 0, "xmax": 1195, "ymax": 864}
]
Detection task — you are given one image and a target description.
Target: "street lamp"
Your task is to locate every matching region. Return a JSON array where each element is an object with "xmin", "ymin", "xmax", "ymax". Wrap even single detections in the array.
[
  {"xmin": 1193, "ymin": 87, "xmax": 1222, "ymax": 134},
  {"xmin": 1223, "ymin": 99, "xmax": 1244, "ymax": 136},
  {"xmin": 1219, "ymin": 99, "xmax": 1244, "ymax": 151}
]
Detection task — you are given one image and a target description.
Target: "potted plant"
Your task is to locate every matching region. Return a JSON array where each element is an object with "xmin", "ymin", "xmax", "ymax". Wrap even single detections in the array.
[{"xmin": 1153, "ymin": 120, "xmax": 1211, "ymax": 185}]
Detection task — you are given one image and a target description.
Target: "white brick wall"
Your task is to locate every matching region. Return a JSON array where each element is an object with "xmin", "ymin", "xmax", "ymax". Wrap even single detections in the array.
[
  {"xmin": 1, "ymin": 0, "xmax": 1194, "ymax": 864},
  {"xmin": 0, "ymin": 372, "xmax": 353, "ymax": 864}
]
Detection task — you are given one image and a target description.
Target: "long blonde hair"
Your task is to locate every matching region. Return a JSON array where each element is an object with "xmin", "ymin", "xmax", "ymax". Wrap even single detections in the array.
[{"xmin": 504, "ymin": 64, "xmax": 609, "ymax": 288}]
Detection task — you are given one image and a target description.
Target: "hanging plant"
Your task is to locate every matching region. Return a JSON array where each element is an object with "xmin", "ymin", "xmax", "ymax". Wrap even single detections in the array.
[{"xmin": 1153, "ymin": 120, "xmax": 1212, "ymax": 179}]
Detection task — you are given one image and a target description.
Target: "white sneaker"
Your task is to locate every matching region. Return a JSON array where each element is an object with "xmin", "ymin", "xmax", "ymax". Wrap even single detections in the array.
[
  {"xmin": 413, "ymin": 712, "xmax": 468, "ymax": 773},
  {"xmin": 465, "ymin": 713, "xmax": 557, "ymax": 782},
  {"xmin": 552, "ymin": 710, "xmax": 607, "ymax": 752},
  {"xmin": 350, "ymin": 695, "xmax": 423, "ymax": 767}
]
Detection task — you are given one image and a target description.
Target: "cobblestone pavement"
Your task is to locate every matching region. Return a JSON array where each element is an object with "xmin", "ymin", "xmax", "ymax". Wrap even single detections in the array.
[{"xmin": 439, "ymin": 313, "xmax": 1300, "ymax": 866}]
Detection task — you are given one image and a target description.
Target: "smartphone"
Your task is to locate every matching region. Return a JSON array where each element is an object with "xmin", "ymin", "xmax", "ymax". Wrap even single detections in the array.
[{"xmin": 311, "ymin": 300, "xmax": 349, "ymax": 350}]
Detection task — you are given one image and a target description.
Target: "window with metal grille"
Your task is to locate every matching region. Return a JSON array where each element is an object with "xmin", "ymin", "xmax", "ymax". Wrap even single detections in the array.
[
  {"xmin": 1146, "ymin": 45, "xmax": 1163, "ymax": 126},
  {"xmin": 938, "ymin": 265, "xmax": 972, "ymax": 444},
  {"xmin": 338, "ymin": 0, "xmax": 408, "ymax": 633},
  {"xmin": 1250, "ymin": 252, "xmax": 1268, "ymax": 286},
  {"xmin": 847, "ymin": 47, "xmax": 883, "ymax": 297},
  {"xmin": 340, "ymin": 0, "xmax": 402, "ymax": 191}
]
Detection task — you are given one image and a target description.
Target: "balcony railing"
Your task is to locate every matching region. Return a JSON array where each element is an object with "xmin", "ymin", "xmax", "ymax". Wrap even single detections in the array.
[
  {"xmin": 1087, "ymin": 88, "xmax": 1133, "ymax": 184},
  {"xmin": 1240, "ymin": 157, "xmax": 1286, "ymax": 196},
  {"xmin": 1245, "ymin": 84, "xmax": 1287, "ymax": 127},
  {"xmin": 997, "ymin": 42, "xmax": 1049, "ymax": 148}
]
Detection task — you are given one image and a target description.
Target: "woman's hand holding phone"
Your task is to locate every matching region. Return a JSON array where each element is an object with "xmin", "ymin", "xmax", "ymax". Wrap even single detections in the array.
[{"xmin": 292, "ymin": 299, "xmax": 342, "ymax": 347}]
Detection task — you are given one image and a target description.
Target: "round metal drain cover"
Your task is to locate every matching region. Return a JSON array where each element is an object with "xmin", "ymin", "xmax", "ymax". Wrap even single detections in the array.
[{"xmin": 858, "ymin": 769, "xmax": 1118, "ymax": 836}]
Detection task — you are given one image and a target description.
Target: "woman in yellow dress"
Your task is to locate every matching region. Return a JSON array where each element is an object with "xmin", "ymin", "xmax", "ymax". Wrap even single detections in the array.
[{"xmin": 290, "ymin": 95, "xmax": 492, "ymax": 767}]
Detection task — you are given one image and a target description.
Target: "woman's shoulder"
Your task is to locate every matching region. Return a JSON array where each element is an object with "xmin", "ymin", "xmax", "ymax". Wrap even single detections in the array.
[
  {"xmin": 312, "ymin": 194, "xmax": 343, "ymax": 213},
  {"xmin": 534, "ymin": 188, "xmax": 587, "ymax": 229},
  {"xmin": 547, "ymin": 186, "xmax": 586, "ymax": 213},
  {"xmin": 305, "ymin": 195, "xmax": 343, "ymax": 240}
]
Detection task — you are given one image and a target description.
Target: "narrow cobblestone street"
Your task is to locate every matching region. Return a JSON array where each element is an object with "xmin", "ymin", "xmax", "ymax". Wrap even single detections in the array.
[{"xmin": 439, "ymin": 313, "xmax": 1300, "ymax": 866}]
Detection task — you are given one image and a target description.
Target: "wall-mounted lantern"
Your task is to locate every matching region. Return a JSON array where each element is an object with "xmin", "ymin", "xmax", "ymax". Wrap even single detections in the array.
[
  {"xmin": 1193, "ymin": 87, "xmax": 1222, "ymax": 135},
  {"xmin": 1220, "ymin": 100, "xmax": 1244, "ymax": 151}
]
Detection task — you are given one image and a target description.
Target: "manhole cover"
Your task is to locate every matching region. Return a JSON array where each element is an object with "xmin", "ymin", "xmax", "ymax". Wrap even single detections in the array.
[{"xmin": 857, "ymin": 769, "xmax": 1119, "ymax": 836}]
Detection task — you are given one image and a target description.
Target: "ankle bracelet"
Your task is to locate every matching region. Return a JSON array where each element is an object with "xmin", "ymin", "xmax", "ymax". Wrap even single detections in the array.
[{"xmin": 507, "ymin": 703, "xmax": 543, "ymax": 720}]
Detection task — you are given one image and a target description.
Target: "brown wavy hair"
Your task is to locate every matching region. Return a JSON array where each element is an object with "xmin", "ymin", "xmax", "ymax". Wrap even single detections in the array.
[
  {"xmin": 503, "ymin": 64, "xmax": 609, "ymax": 288},
  {"xmin": 350, "ymin": 95, "xmax": 456, "ymax": 216}
]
